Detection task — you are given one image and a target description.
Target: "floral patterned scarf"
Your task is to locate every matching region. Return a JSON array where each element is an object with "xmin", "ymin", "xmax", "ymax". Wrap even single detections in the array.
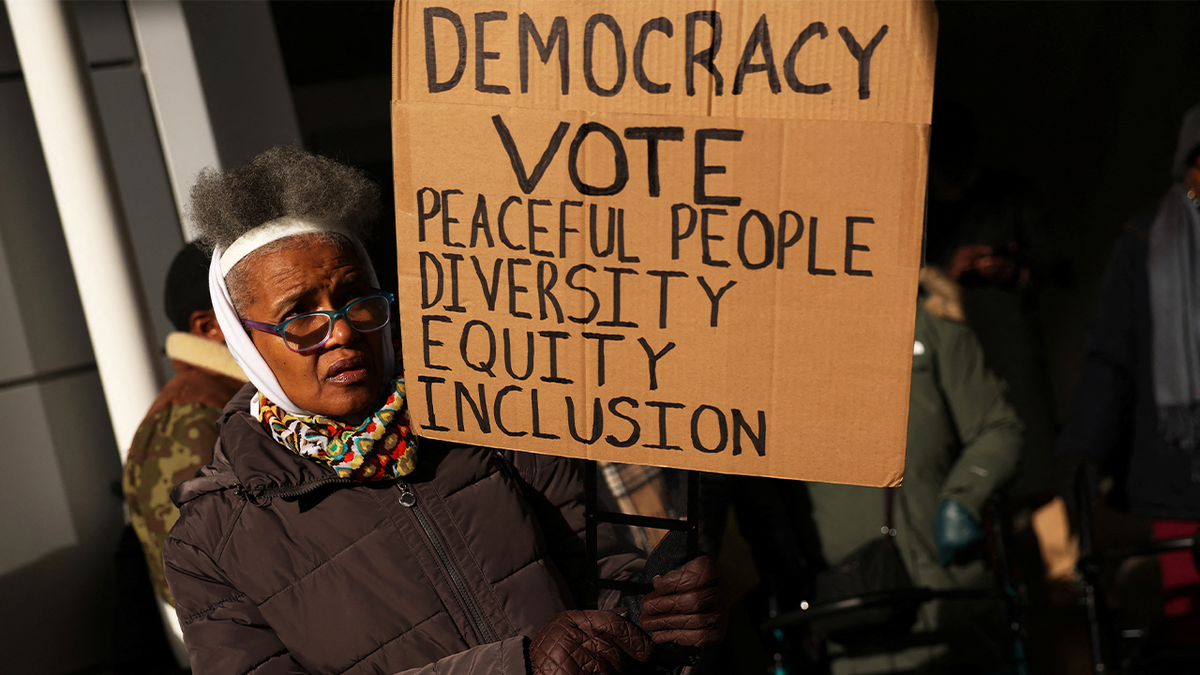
[{"xmin": 253, "ymin": 374, "xmax": 418, "ymax": 481}]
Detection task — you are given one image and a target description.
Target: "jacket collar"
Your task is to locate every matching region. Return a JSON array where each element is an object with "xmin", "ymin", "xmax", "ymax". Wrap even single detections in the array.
[
  {"xmin": 172, "ymin": 384, "xmax": 344, "ymax": 507},
  {"xmin": 165, "ymin": 332, "xmax": 247, "ymax": 382}
]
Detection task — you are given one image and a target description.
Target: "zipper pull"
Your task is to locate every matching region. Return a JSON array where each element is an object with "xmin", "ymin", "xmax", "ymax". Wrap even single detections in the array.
[{"xmin": 397, "ymin": 483, "xmax": 417, "ymax": 507}]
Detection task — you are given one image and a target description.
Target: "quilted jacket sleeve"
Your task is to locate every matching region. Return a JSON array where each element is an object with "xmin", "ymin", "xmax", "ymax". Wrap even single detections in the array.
[
  {"xmin": 164, "ymin": 538, "xmax": 309, "ymax": 674},
  {"xmin": 503, "ymin": 451, "xmax": 645, "ymax": 609}
]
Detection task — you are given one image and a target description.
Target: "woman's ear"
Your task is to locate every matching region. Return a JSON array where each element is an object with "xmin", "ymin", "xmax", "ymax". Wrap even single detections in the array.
[{"xmin": 189, "ymin": 309, "xmax": 226, "ymax": 344}]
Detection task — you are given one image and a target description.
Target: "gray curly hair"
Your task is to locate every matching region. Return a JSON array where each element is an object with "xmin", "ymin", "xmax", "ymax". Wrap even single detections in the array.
[{"xmin": 189, "ymin": 146, "xmax": 382, "ymax": 313}]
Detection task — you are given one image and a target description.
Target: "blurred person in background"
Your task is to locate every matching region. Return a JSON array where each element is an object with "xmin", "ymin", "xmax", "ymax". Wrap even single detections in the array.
[
  {"xmin": 1057, "ymin": 102, "xmax": 1200, "ymax": 644},
  {"xmin": 925, "ymin": 100, "xmax": 1074, "ymax": 592},
  {"xmin": 116, "ymin": 242, "xmax": 248, "ymax": 674},
  {"xmin": 123, "ymin": 242, "xmax": 247, "ymax": 607},
  {"xmin": 806, "ymin": 274, "xmax": 1024, "ymax": 674}
]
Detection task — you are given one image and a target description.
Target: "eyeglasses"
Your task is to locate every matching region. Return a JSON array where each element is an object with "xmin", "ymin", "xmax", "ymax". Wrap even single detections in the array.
[{"xmin": 241, "ymin": 291, "xmax": 395, "ymax": 354}]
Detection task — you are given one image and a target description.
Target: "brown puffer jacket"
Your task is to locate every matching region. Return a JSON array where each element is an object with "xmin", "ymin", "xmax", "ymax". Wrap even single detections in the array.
[{"xmin": 164, "ymin": 385, "xmax": 643, "ymax": 674}]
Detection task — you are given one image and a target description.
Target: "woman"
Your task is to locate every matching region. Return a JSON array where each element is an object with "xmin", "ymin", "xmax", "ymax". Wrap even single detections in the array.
[{"xmin": 163, "ymin": 147, "xmax": 725, "ymax": 674}]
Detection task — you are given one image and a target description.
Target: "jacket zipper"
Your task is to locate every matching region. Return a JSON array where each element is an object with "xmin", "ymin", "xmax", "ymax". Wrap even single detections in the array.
[
  {"xmin": 396, "ymin": 482, "xmax": 495, "ymax": 644},
  {"xmin": 234, "ymin": 476, "xmax": 353, "ymax": 505}
]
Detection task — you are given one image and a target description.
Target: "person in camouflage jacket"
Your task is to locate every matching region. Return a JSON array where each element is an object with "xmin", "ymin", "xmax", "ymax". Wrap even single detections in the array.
[{"xmin": 122, "ymin": 244, "xmax": 246, "ymax": 605}]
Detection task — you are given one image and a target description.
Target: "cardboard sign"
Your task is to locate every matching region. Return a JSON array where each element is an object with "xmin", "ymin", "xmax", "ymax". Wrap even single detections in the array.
[{"xmin": 392, "ymin": 0, "xmax": 935, "ymax": 486}]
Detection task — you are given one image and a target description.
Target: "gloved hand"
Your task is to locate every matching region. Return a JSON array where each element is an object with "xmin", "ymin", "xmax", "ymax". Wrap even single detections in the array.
[
  {"xmin": 935, "ymin": 497, "xmax": 983, "ymax": 566},
  {"xmin": 529, "ymin": 610, "xmax": 653, "ymax": 675},
  {"xmin": 638, "ymin": 555, "xmax": 728, "ymax": 647}
]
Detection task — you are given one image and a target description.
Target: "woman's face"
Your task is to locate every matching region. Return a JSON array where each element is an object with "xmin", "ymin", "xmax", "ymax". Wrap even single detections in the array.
[{"xmin": 240, "ymin": 239, "xmax": 386, "ymax": 421}]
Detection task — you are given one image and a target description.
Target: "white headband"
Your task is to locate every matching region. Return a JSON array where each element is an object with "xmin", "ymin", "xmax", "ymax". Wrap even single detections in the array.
[
  {"xmin": 209, "ymin": 216, "xmax": 394, "ymax": 416},
  {"xmin": 219, "ymin": 216, "xmax": 353, "ymax": 276}
]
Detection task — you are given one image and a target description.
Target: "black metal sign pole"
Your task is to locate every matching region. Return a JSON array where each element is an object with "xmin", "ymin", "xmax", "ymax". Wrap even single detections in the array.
[{"xmin": 586, "ymin": 461, "xmax": 702, "ymax": 605}]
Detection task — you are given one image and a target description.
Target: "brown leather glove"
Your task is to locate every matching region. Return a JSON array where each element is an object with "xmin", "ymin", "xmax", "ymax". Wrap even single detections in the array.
[
  {"xmin": 529, "ymin": 610, "xmax": 654, "ymax": 675},
  {"xmin": 638, "ymin": 555, "xmax": 728, "ymax": 647}
]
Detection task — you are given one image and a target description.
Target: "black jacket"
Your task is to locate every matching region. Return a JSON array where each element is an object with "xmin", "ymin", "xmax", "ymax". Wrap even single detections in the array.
[{"xmin": 1057, "ymin": 209, "xmax": 1200, "ymax": 519}]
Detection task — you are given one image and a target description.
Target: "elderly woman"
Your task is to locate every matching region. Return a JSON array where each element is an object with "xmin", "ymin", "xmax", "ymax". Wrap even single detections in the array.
[{"xmin": 162, "ymin": 147, "xmax": 724, "ymax": 675}]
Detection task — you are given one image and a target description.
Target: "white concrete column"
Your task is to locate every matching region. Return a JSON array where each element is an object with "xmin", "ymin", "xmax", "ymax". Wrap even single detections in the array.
[
  {"xmin": 127, "ymin": 0, "xmax": 221, "ymax": 242},
  {"xmin": 6, "ymin": 0, "xmax": 161, "ymax": 455}
]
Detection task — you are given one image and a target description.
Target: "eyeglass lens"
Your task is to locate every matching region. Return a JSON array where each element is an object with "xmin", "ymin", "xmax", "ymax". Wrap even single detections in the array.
[{"xmin": 283, "ymin": 296, "xmax": 391, "ymax": 352}]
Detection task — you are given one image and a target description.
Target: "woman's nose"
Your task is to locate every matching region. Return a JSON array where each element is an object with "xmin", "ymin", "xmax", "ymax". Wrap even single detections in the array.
[{"xmin": 324, "ymin": 313, "xmax": 359, "ymax": 348}]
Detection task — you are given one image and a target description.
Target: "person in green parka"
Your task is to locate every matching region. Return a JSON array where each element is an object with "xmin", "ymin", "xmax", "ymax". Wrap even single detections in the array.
[{"xmin": 807, "ymin": 269, "xmax": 1024, "ymax": 674}]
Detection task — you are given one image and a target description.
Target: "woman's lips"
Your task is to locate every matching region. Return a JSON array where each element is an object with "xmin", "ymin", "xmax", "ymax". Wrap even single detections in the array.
[{"xmin": 325, "ymin": 356, "xmax": 369, "ymax": 384}]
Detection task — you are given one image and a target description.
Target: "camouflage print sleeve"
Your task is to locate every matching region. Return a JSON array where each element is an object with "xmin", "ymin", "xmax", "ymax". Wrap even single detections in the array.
[{"xmin": 122, "ymin": 402, "xmax": 223, "ymax": 606}]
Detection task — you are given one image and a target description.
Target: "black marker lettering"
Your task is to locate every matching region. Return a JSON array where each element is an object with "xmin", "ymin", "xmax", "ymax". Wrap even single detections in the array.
[
  {"xmin": 507, "ymin": 258, "xmax": 532, "ymax": 318},
  {"xmin": 536, "ymin": 260, "xmax": 563, "ymax": 322},
  {"xmin": 597, "ymin": 267, "xmax": 638, "ymax": 328},
  {"xmin": 471, "ymin": 256, "xmax": 502, "ymax": 311},
  {"xmin": 633, "ymin": 18, "xmax": 672, "ymax": 94},
  {"xmin": 777, "ymin": 210, "xmax": 804, "ymax": 270},
  {"xmin": 474, "ymin": 11, "xmax": 509, "ymax": 94},
  {"xmin": 582, "ymin": 332, "xmax": 624, "ymax": 387},
  {"xmin": 685, "ymin": 11, "xmax": 722, "ymax": 96},
  {"xmin": 589, "ymin": 204, "xmax": 616, "ymax": 257},
  {"xmin": 844, "ymin": 216, "xmax": 874, "ymax": 277},
  {"xmin": 671, "ymin": 203, "xmax": 697, "ymax": 259},
  {"xmin": 494, "ymin": 385, "xmax": 526, "ymax": 436},
  {"xmin": 624, "ymin": 127, "xmax": 684, "ymax": 198},
  {"xmin": 469, "ymin": 194, "xmax": 495, "ymax": 247},
  {"xmin": 646, "ymin": 269, "xmax": 688, "ymax": 329},
  {"xmin": 808, "ymin": 216, "xmax": 836, "ymax": 276},
  {"xmin": 416, "ymin": 187, "xmax": 440, "ymax": 242},
  {"xmin": 733, "ymin": 409, "xmax": 766, "ymax": 456},
  {"xmin": 694, "ymin": 129, "xmax": 743, "ymax": 206},
  {"xmin": 530, "ymin": 388, "xmax": 560, "ymax": 439},
  {"xmin": 615, "ymin": 209, "xmax": 639, "ymax": 263},
  {"xmin": 491, "ymin": 115, "xmax": 569, "ymax": 195},
  {"xmin": 738, "ymin": 209, "xmax": 774, "ymax": 269},
  {"xmin": 558, "ymin": 200, "xmax": 583, "ymax": 258},
  {"xmin": 568, "ymin": 123, "xmax": 629, "ymax": 196},
  {"xmin": 440, "ymin": 189, "xmax": 464, "ymax": 248},
  {"xmin": 538, "ymin": 331, "xmax": 572, "ymax": 384},
  {"xmin": 417, "ymin": 375, "xmax": 449, "ymax": 431},
  {"xmin": 460, "ymin": 319, "xmax": 496, "ymax": 376},
  {"xmin": 441, "ymin": 252, "xmax": 466, "ymax": 312},
  {"xmin": 784, "ymin": 22, "xmax": 831, "ymax": 94},
  {"xmin": 566, "ymin": 264, "xmax": 600, "ymax": 324},
  {"xmin": 643, "ymin": 401, "xmax": 685, "ymax": 450},
  {"xmin": 420, "ymin": 252, "xmax": 444, "ymax": 308},
  {"xmin": 583, "ymin": 14, "xmax": 626, "ymax": 97},
  {"xmin": 637, "ymin": 337, "xmax": 675, "ymax": 391},
  {"xmin": 502, "ymin": 329, "xmax": 534, "ymax": 380},
  {"xmin": 697, "ymin": 277, "xmax": 736, "ymax": 327},
  {"xmin": 455, "ymin": 381, "xmax": 491, "ymax": 432},
  {"xmin": 566, "ymin": 396, "xmax": 603, "ymax": 444},
  {"xmin": 424, "ymin": 8, "xmax": 466, "ymax": 93},
  {"xmin": 421, "ymin": 314, "xmax": 452, "ymax": 371},
  {"xmin": 691, "ymin": 405, "xmax": 728, "ymax": 453},
  {"xmin": 527, "ymin": 198, "xmax": 553, "ymax": 257},
  {"xmin": 838, "ymin": 25, "xmax": 888, "ymax": 100},
  {"xmin": 519, "ymin": 14, "xmax": 568, "ymax": 94},
  {"xmin": 606, "ymin": 397, "xmax": 641, "ymax": 447},
  {"xmin": 733, "ymin": 14, "xmax": 780, "ymax": 95},
  {"xmin": 700, "ymin": 208, "xmax": 730, "ymax": 268},
  {"xmin": 497, "ymin": 195, "xmax": 525, "ymax": 251}
]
